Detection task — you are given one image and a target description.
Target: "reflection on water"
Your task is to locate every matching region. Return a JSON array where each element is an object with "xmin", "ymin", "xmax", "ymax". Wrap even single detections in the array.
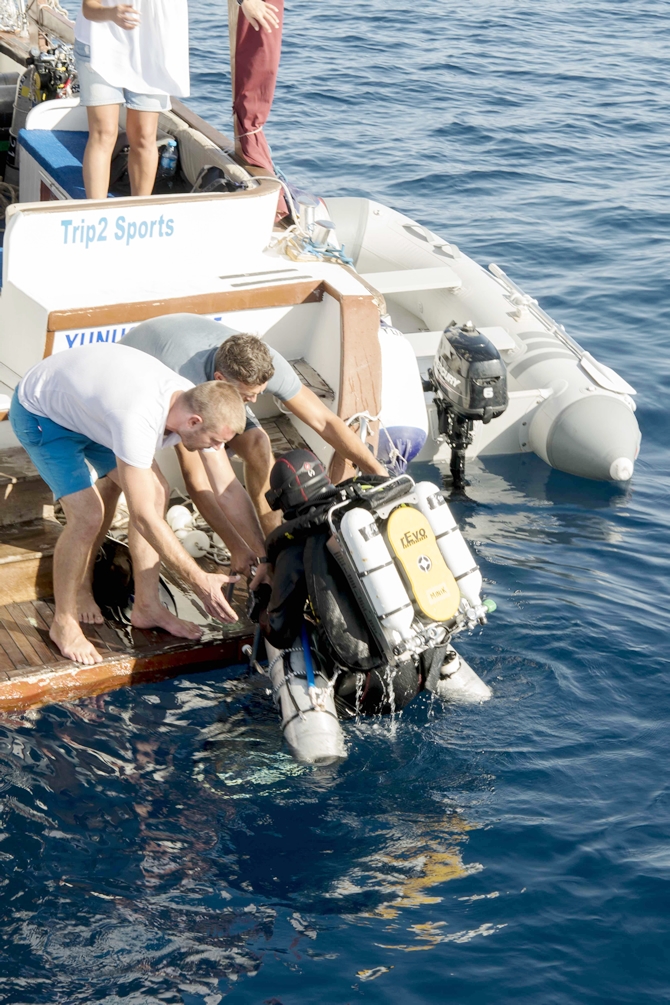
[
  {"xmin": 333, "ymin": 813, "xmax": 480, "ymax": 921},
  {"xmin": 0, "ymin": 672, "xmax": 502, "ymax": 1002}
]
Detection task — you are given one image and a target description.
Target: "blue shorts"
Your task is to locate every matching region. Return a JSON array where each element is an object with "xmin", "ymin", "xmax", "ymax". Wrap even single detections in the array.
[
  {"xmin": 74, "ymin": 40, "xmax": 171, "ymax": 112},
  {"xmin": 9, "ymin": 392, "xmax": 117, "ymax": 502}
]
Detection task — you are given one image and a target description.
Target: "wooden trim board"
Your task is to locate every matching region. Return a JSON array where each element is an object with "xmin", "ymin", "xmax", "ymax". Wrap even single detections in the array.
[
  {"xmin": 45, "ymin": 280, "xmax": 326, "ymax": 341},
  {"xmin": 0, "ymin": 635, "xmax": 252, "ymax": 712}
]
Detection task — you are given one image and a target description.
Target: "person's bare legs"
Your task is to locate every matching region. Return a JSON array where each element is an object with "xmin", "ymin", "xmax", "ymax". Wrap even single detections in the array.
[
  {"xmin": 125, "ymin": 108, "xmax": 159, "ymax": 196},
  {"xmin": 228, "ymin": 427, "xmax": 279, "ymax": 536},
  {"xmin": 82, "ymin": 103, "xmax": 120, "ymax": 199},
  {"xmin": 78, "ymin": 474, "xmax": 122, "ymax": 624},
  {"xmin": 51, "ymin": 486, "xmax": 105, "ymax": 664},
  {"xmin": 126, "ymin": 463, "xmax": 202, "ymax": 638}
]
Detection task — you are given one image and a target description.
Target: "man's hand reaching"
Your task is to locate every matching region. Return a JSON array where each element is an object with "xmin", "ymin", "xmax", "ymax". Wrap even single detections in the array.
[
  {"xmin": 195, "ymin": 572, "xmax": 240, "ymax": 623},
  {"xmin": 229, "ymin": 546, "xmax": 259, "ymax": 582}
]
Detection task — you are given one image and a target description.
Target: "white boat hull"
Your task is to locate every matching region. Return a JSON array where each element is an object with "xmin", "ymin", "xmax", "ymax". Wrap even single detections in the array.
[{"xmin": 325, "ymin": 197, "xmax": 641, "ymax": 482}]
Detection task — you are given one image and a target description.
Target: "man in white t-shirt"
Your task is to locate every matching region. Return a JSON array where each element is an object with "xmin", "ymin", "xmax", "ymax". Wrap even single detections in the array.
[
  {"xmin": 10, "ymin": 343, "xmax": 267, "ymax": 667},
  {"xmin": 121, "ymin": 314, "xmax": 388, "ymax": 535}
]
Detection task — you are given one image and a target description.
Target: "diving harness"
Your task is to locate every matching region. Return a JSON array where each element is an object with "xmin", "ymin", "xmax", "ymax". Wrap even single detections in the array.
[{"xmin": 254, "ymin": 464, "xmax": 495, "ymax": 722}]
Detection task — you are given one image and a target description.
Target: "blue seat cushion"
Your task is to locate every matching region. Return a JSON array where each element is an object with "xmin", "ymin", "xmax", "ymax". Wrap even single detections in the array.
[{"xmin": 18, "ymin": 129, "xmax": 89, "ymax": 199}]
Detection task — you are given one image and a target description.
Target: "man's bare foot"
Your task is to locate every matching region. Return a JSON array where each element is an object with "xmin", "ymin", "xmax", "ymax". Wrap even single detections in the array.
[
  {"xmin": 77, "ymin": 588, "xmax": 104, "ymax": 625},
  {"xmin": 50, "ymin": 616, "xmax": 103, "ymax": 665},
  {"xmin": 131, "ymin": 605, "xmax": 203, "ymax": 640}
]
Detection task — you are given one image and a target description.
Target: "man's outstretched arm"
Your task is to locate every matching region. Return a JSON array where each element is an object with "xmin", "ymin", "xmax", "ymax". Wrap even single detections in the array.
[
  {"xmin": 197, "ymin": 445, "xmax": 271, "ymax": 553},
  {"xmin": 116, "ymin": 460, "xmax": 239, "ymax": 623},
  {"xmin": 175, "ymin": 443, "xmax": 258, "ymax": 577},
  {"xmin": 285, "ymin": 386, "xmax": 387, "ymax": 477}
]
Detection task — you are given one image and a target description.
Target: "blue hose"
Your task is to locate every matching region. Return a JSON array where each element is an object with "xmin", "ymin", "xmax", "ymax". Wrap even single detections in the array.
[{"xmin": 300, "ymin": 622, "xmax": 317, "ymax": 690}]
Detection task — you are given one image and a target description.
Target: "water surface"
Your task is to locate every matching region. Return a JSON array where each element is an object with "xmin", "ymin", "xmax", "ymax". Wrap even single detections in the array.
[{"xmin": 1, "ymin": 0, "xmax": 669, "ymax": 1001}]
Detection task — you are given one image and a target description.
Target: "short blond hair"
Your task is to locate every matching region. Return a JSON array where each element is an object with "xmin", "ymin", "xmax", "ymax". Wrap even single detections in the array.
[
  {"xmin": 214, "ymin": 334, "xmax": 275, "ymax": 386},
  {"xmin": 182, "ymin": 381, "xmax": 246, "ymax": 435}
]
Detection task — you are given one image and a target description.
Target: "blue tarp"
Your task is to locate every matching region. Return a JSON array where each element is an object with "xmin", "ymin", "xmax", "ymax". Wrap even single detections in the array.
[{"xmin": 18, "ymin": 129, "xmax": 89, "ymax": 199}]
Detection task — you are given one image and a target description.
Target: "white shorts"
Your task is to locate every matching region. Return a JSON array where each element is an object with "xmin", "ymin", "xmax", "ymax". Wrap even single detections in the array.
[{"xmin": 74, "ymin": 40, "xmax": 171, "ymax": 113}]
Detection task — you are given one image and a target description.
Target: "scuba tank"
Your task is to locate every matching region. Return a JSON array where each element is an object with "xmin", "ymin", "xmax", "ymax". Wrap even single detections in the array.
[
  {"xmin": 339, "ymin": 507, "xmax": 415, "ymax": 646},
  {"xmin": 265, "ymin": 631, "xmax": 346, "ymax": 765},
  {"xmin": 413, "ymin": 481, "xmax": 484, "ymax": 615},
  {"xmin": 4, "ymin": 67, "xmax": 32, "ymax": 185}
]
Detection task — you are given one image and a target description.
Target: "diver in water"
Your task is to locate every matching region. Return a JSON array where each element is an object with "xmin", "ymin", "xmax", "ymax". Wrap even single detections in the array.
[
  {"xmin": 255, "ymin": 448, "xmax": 492, "ymax": 735},
  {"xmin": 121, "ymin": 314, "xmax": 387, "ymax": 548},
  {"xmin": 258, "ymin": 449, "xmax": 424, "ymax": 719}
]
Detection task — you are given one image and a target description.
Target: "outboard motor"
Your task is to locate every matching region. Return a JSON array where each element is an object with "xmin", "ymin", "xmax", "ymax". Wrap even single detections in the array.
[{"xmin": 426, "ymin": 321, "xmax": 508, "ymax": 489}]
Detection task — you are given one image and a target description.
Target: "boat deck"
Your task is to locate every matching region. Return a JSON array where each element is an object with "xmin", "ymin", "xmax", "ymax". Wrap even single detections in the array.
[
  {"xmin": 0, "ymin": 415, "xmax": 307, "ymax": 713},
  {"xmin": 0, "ymin": 575, "xmax": 254, "ymax": 713}
]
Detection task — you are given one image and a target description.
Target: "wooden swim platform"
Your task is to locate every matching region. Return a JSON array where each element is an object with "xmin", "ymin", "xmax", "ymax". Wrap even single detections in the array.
[
  {"xmin": 0, "ymin": 413, "xmax": 309, "ymax": 713},
  {"xmin": 0, "ymin": 589, "xmax": 253, "ymax": 713}
]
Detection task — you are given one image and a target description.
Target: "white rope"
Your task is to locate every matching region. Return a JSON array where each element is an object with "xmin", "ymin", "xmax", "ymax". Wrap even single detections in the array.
[
  {"xmin": 345, "ymin": 409, "xmax": 403, "ymax": 470},
  {"xmin": 0, "ymin": 0, "xmax": 25, "ymax": 32},
  {"xmin": 235, "ymin": 124, "xmax": 264, "ymax": 139}
]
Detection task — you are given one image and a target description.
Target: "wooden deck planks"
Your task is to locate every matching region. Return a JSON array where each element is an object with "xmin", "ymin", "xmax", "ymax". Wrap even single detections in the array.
[
  {"xmin": 0, "ymin": 411, "xmax": 314, "ymax": 712},
  {"xmin": 261, "ymin": 415, "xmax": 309, "ymax": 456},
  {"xmin": 0, "ymin": 607, "xmax": 42, "ymax": 669},
  {"xmin": 0, "ymin": 616, "xmax": 27, "ymax": 670},
  {"xmin": 0, "ymin": 592, "xmax": 254, "ymax": 711},
  {"xmin": 4, "ymin": 602, "xmax": 56, "ymax": 666}
]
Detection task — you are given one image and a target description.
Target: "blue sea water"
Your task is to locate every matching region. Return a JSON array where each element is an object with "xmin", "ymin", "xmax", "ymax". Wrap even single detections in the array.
[{"xmin": 2, "ymin": 1, "xmax": 670, "ymax": 1001}]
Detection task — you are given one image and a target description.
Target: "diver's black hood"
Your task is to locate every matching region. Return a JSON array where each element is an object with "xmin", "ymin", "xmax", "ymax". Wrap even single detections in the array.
[{"xmin": 265, "ymin": 449, "xmax": 332, "ymax": 514}]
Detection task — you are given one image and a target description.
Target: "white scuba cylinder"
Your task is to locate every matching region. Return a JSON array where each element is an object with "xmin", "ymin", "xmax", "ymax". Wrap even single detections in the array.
[
  {"xmin": 266, "ymin": 639, "xmax": 346, "ymax": 764},
  {"xmin": 413, "ymin": 482, "xmax": 483, "ymax": 610},
  {"xmin": 339, "ymin": 507, "xmax": 415, "ymax": 645},
  {"xmin": 428, "ymin": 644, "xmax": 492, "ymax": 703}
]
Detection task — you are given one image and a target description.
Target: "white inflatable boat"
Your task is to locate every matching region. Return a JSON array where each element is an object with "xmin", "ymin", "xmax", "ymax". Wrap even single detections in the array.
[{"xmin": 324, "ymin": 198, "xmax": 641, "ymax": 483}]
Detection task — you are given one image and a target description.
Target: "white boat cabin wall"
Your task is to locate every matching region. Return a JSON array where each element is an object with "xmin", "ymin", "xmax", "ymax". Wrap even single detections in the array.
[{"xmin": 0, "ymin": 163, "xmax": 387, "ymax": 486}]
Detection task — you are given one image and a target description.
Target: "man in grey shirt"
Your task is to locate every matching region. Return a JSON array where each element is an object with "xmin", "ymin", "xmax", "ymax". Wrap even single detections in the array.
[{"xmin": 122, "ymin": 313, "xmax": 386, "ymax": 538}]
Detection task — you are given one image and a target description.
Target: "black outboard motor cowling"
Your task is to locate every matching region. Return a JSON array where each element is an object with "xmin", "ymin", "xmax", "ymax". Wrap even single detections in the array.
[
  {"xmin": 433, "ymin": 322, "xmax": 508, "ymax": 423},
  {"xmin": 427, "ymin": 321, "xmax": 509, "ymax": 490}
]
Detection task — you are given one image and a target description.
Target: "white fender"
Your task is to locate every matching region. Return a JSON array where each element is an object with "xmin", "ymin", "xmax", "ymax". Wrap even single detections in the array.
[{"xmin": 377, "ymin": 324, "xmax": 428, "ymax": 470}]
